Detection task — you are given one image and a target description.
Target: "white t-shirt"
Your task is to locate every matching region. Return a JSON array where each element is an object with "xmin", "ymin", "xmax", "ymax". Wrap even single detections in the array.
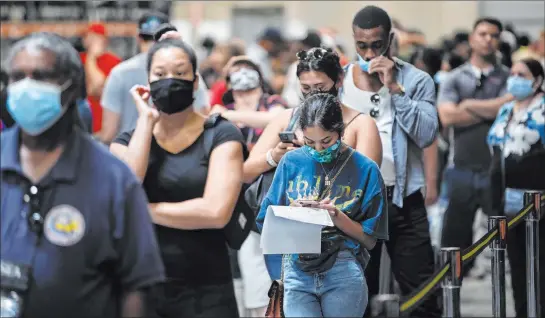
[{"xmin": 340, "ymin": 65, "xmax": 396, "ymax": 186}]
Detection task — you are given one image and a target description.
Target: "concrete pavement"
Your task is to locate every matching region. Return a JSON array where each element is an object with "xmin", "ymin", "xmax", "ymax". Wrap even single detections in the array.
[{"xmin": 461, "ymin": 273, "xmax": 515, "ymax": 317}]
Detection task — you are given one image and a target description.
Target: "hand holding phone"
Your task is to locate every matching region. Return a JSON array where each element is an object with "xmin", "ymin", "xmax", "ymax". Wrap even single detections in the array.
[
  {"xmin": 296, "ymin": 200, "xmax": 320, "ymax": 208},
  {"xmin": 278, "ymin": 132, "xmax": 296, "ymax": 144}
]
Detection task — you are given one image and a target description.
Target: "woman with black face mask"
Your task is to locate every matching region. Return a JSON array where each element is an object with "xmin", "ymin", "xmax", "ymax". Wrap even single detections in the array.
[{"xmin": 110, "ymin": 37, "xmax": 247, "ymax": 318}]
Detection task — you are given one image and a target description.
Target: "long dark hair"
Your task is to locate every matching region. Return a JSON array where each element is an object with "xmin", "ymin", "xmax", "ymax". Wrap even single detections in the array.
[
  {"xmin": 147, "ymin": 26, "xmax": 198, "ymax": 79},
  {"xmin": 519, "ymin": 58, "xmax": 545, "ymax": 94},
  {"xmin": 299, "ymin": 92, "xmax": 344, "ymax": 136}
]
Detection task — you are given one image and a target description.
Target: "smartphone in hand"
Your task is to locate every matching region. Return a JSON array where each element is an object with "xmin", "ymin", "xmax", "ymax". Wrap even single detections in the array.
[
  {"xmin": 279, "ymin": 132, "xmax": 296, "ymax": 144},
  {"xmin": 297, "ymin": 200, "xmax": 320, "ymax": 208}
]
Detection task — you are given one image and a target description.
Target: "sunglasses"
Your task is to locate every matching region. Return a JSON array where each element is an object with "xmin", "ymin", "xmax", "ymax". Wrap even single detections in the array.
[
  {"xmin": 296, "ymin": 48, "xmax": 329, "ymax": 62},
  {"xmin": 369, "ymin": 93, "xmax": 382, "ymax": 118}
]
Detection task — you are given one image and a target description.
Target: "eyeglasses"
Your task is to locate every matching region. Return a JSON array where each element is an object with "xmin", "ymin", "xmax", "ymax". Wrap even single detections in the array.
[{"xmin": 23, "ymin": 185, "xmax": 44, "ymax": 235}]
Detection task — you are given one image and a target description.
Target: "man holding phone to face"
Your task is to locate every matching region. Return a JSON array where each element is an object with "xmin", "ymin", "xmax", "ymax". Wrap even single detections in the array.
[{"xmin": 339, "ymin": 6, "xmax": 440, "ymax": 317}]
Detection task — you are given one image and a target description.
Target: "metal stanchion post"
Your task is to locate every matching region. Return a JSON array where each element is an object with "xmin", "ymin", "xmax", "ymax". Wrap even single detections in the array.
[
  {"xmin": 441, "ymin": 247, "xmax": 462, "ymax": 318},
  {"xmin": 524, "ymin": 191, "xmax": 543, "ymax": 318},
  {"xmin": 371, "ymin": 294, "xmax": 400, "ymax": 318},
  {"xmin": 489, "ymin": 216, "xmax": 507, "ymax": 318}
]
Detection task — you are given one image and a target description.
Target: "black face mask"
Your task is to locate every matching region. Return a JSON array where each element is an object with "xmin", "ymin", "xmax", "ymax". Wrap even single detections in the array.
[
  {"xmin": 222, "ymin": 89, "xmax": 234, "ymax": 105},
  {"xmin": 150, "ymin": 78, "xmax": 194, "ymax": 114},
  {"xmin": 302, "ymin": 85, "xmax": 339, "ymax": 99}
]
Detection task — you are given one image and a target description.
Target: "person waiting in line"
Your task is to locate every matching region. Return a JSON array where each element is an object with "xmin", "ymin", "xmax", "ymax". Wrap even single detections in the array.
[
  {"xmin": 1, "ymin": 32, "xmax": 164, "ymax": 318},
  {"xmin": 256, "ymin": 93, "xmax": 388, "ymax": 317},
  {"xmin": 487, "ymin": 58, "xmax": 545, "ymax": 318},
  {"xmin": 341, "ymin": 7, "xmax": 440, "ymax": 317},
  {"xmin": 80, "ymin": 22, "xmax": 121, "ymax": 133},
  {"xmin": 211, "ymin": 56, "xmax": 288, "ymax": 150},
  {"xmin": 110, "ymin": 34, "xmax": 246, "ymax": 317},
  {"xmin": 409, "ymin": 47, "xmax": 443, "ymax": 207},
  {"xmin": 208, "ymin": 56, "xmax": 287, "ymax": 317},
  {"xmin": 282, "ymin": 29, "xmax": 323, "ymax": 108},
  {"xmin": 243, "ymin": 47, "xmax": 382, "ymax": 280},
  {"xmin": 438, "ymin": 17, "xmax": 511, "ymax": 277},
  {"xmin": 99, "ymin": 13, "xmax": 211, "ymax": 145}
]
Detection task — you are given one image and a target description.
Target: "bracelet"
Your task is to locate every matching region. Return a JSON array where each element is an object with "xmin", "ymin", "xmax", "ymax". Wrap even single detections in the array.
[{"xmin": 266, "ymin": 149, "xmax": 278, "ymax": 167}]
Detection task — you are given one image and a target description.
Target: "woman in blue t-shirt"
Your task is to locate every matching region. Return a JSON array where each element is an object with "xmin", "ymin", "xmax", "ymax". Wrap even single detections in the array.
[
  {"xmin": 256, "ymin": 93, "xmax": 388, "ymax": 317},
  {"xmin": 245, "ymin": 48, "xmax": 382, "ymax": 281},
  {"xmin": 487, "ymin": 58, "xmax": 545, "ymax": 318}
]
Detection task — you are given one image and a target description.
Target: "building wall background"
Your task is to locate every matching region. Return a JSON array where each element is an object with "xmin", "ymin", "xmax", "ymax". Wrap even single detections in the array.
[
  {"xmin": 1, "ymin": 1, "xmax": 543, "ymax": 64},
  {"xmin": 171, "ymin": 1, "xmax": 544, "ymax": 57}
]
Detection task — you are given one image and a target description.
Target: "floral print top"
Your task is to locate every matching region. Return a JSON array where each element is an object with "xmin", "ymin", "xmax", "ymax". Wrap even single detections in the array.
[
  {"xmin": 487, "ymin": 95, "xmax": 545, "ymax": 214},
  {"xmin": 487, "ymin": 95, "xmax": 545, "ymax": 156}
]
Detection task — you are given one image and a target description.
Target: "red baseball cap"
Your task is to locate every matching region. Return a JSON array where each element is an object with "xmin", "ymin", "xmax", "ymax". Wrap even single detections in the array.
[{"xmin": 87, "ymin": 23, "xmax": 106, "ymax": 36}]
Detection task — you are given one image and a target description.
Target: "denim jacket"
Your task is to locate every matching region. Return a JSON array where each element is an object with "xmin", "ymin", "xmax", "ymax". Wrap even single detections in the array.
[{"xmin": 341, "ymin": 58, "xmax": 439, "ymax": 207}]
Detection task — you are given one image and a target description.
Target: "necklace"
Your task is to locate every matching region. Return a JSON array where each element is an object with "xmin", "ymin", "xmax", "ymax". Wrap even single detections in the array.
[{"xmin": 304, "ymin": 145, "xmax": 344, "ymax": 186}]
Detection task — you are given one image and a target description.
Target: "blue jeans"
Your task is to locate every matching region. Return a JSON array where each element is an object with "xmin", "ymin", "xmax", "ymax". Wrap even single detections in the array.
[
  {"xmin": 265, "ymin": 254, "xmax": 282, "ymax": 280},
  {"xmin": 283, "ymin": 251, "xmax": 367, "ymax": 317},
  {"xmin": 504, "ymin": 188, "xmax": 524, "ymax": 215}
]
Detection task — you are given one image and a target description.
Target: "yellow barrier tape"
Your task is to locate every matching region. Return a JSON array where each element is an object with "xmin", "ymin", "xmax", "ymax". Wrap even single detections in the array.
[
  {"xmin": 400, "ymin": 264, "xmax": 450, "ymax": 312},
  {"xmin": 462, "ymin": 229, "xmax": 497, "ymax": 262},
  {"xmin": 399, "ymin": 194, "xmax": 544, "ymax": 314}
]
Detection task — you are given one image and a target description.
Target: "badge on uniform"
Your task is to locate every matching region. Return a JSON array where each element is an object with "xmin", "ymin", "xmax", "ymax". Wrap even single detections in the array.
[{"xmin": 44, "ymin": 205, "xmax": 86, "ymax": 247}]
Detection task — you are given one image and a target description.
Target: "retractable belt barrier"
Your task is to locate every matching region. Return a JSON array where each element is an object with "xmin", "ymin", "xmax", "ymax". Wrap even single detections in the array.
[{"xmin": 399, "ymin": 194, "xmax": 545, "ymax": 314}]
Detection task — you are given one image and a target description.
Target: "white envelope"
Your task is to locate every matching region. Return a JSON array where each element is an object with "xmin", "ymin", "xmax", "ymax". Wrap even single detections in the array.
[{"xmin": 260, "ymin": 205, "xmax": 333, "ymax": 255}]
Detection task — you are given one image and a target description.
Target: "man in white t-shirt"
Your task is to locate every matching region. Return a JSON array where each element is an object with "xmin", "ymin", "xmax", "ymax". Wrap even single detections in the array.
[{"xmin": 339, "ymin": 6, "xmax": 440, "ymax": 318}]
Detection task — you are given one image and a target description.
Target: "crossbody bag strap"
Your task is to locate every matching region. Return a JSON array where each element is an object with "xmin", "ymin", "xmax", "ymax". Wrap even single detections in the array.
[{"xmin": 286, "ymin": 107, "xmax": 301, "ymax": 131}]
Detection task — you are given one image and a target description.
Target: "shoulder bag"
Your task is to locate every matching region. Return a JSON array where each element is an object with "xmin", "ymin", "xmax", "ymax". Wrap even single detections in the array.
[{"xmin": 203, "ymin": 113, "xmax": 254, "ymax": 250}]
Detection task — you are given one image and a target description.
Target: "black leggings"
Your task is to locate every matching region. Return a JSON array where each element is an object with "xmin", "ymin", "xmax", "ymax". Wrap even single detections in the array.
[
  {"xmin": 507, "ymin": 217, "xmax": 545, "ymax": 318},
  {"xmin": 147, "ymin": 280, "xmax": 239, "ymax": 318}
]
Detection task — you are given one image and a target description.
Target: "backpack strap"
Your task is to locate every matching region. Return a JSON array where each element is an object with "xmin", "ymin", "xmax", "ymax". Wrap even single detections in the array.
[
  {"xmin": 286, "ymin": 107, "xmax": 301, "ymax": 131},
  {"xmin": 202, "ymin": 113, "xmax": 224, "ymax": 159}
]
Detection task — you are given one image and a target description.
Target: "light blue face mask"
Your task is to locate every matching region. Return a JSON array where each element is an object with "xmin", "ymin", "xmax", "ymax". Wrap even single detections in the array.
[
  {"xmin": 357, "ymin": 54, "xmax": 370, "ymax": 73},
  {"xmin": 356, "ymin": 34, "xmax": 392, "ymax": 73},
  {"xmin": 304, "ymin": 139, "xmax": 342, "ymax": 163},
  {"xmin": 507, "ymin": 76, "xmax": 535, "ymax": 100},
  {"xmin": 7, "ymin": 78, "xmax": 70, "ymax": 136}
]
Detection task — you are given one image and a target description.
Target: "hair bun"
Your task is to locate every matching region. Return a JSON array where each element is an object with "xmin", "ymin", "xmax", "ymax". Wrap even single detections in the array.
[
  {"xmin": 296, "ymin": 50, "xmax": 308, "ymax": 60},
  {"xmin": 153, "ymin": 23, "xmax": 178, "ymax": 42}
]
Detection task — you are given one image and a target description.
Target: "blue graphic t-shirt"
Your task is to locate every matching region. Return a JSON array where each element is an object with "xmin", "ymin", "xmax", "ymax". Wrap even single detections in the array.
[{"xmin": 256, "ymin": 146, "xmax": 388, "ymax": 272}]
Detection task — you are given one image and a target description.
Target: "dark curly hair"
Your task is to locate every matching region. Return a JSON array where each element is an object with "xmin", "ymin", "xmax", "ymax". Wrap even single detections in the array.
[
  {"xmin": 299, "ymin": 92, "xmax": 344, "ymax": 136},
  {"xmin": 296, "ymin": 47, "xmax": 344, "ymax": 84}
]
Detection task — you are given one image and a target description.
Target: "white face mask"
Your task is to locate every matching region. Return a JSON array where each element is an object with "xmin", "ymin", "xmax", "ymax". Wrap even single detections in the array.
[{"xmin": 229, "ymin": 68, "xmax": 261, "ymax": 91}]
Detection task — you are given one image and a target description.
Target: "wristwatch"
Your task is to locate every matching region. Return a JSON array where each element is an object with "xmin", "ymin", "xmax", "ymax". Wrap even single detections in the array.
[{"xmin": 266, "ymin": 149, "xmax": 278, "ymax": 167}]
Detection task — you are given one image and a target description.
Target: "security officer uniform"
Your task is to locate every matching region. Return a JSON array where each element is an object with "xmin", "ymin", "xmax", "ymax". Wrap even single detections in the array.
[{"xmin": 1, "ymin": 126, "xmax": 165, "ymax": 318}]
